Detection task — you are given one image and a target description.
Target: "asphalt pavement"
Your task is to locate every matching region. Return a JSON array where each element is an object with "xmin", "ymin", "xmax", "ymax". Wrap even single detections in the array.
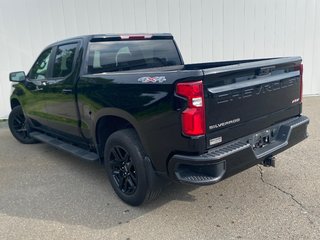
[{"xmin": 0, "ymin": 97, "xmax": 319, "ymax": 240}]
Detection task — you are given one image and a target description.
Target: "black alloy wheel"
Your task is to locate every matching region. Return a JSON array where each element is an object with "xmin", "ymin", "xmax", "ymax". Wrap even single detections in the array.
[
  {"xmin": 8, "ymin": 106, "xmax": 38, "ymax": 144},
  {"xmin": 109, "ymin": 145, "xmax": 137, "ymax": 195},
  {"xmin": 104, "ymin": 129, "xmax": 163, "ymax": 206}
]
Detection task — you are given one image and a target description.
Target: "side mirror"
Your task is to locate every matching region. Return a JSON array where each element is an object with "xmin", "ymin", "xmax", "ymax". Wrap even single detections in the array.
[{"xmin": 9, "ymin": 71, "xmax": 26, "ymax": 82}]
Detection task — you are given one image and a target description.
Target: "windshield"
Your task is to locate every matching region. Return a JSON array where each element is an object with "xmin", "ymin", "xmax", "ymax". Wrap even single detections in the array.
[{"xmin": 87, "ymin": 40, "xmax": 182, "ymax": 73}]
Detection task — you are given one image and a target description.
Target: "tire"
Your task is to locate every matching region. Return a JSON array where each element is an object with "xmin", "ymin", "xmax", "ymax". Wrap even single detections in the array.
[
  {"xmin": 8, "ymin": 106, "xmax": 38, "ymax": 144},
  {"xmin": 104, "ymin": 129, "xmax": 162, "ymax": 206}
]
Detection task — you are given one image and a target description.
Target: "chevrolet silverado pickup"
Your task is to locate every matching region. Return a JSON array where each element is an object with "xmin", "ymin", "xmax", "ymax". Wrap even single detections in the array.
[{"xmin": 8, "ymin": 33, "xmax": 309, "ymax": 206}]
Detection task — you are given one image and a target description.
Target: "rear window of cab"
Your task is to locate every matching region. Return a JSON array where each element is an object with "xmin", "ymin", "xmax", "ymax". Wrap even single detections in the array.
[{"xmin": 87, "ymin": 40, "xmax": 182, "ymax": 74}]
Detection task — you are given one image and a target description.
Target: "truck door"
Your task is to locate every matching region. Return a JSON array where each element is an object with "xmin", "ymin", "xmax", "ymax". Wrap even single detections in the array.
[
  {"xmin": 23, "ymin": 47, "xmax": 54, "ymax": 128},
  {"xmin": 43, "ymin": 41, "xmax": 83, "ymax": 141}
]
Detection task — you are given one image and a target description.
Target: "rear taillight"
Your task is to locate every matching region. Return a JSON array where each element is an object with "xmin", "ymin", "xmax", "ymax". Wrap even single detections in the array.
[
  {"xmin": 176, "ymin": 81, "xmax": 206, "ymax": 136},
  {"xmin": 299, "ymin": 64, "xmax": 303, "ymax": 103}
]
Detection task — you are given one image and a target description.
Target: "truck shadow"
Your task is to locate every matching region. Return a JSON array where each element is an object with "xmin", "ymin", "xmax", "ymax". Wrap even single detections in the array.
[{"xmin": 0, "ymin": 133, "xmax": 199, "ymax": 229}]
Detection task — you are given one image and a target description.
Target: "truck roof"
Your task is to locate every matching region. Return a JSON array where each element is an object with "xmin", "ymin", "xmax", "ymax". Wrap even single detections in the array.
[{"xmin": 48, "ymin": 33, "xmax": 173, "ymax": 47}]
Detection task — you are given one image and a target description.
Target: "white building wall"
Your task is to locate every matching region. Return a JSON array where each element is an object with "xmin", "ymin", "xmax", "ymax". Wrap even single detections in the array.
[{"xmin": 0, "ymin": 0, "xmax": 319, "ymax": 118}]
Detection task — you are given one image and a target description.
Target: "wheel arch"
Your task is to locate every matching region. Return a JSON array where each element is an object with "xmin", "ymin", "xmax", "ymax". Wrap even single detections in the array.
[
  {"xmin": 10, "ymin": 98, "xmax": 21, "ymax": 110},
  {"xmin": 94, "ymin": 111, "xmax": 144, "ymax": 163}
]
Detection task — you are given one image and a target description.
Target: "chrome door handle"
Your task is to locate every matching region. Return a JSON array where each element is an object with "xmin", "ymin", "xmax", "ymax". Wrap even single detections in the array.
[{"xmin": 62, "ymin": 89, "xmax": 73, "ymax": 94}]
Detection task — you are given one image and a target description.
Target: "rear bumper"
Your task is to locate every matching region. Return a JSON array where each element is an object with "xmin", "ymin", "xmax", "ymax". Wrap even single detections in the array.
[{"xmin": 168, "ymin": 115, "xmax": 309, "ymax": 185}]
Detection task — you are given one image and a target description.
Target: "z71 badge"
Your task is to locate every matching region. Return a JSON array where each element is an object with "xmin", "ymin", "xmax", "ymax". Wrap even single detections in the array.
[{"xmin": 138, "ymin": 76, "xmax": 166, "ymax": 83}]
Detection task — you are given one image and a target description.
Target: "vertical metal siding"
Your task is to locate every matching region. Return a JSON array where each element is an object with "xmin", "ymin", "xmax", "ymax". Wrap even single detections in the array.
[{"xmin": 0, "ymin": 0, "xmax": 319, "ymax": 118}]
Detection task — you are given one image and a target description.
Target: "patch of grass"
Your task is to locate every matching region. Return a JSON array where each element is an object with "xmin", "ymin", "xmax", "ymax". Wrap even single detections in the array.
[{"xmin": 0, "ymin": 120, "xmax": 8, "ymax": 129}]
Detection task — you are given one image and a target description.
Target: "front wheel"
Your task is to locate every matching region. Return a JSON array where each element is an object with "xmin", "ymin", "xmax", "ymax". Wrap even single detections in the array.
[
  {"xmin": 104, "ymin": 129, "xmax": 162, "ymax": 206},
  {"xmin": 8, "ymin": 106, "xmax": 38, "ymax": 144}
]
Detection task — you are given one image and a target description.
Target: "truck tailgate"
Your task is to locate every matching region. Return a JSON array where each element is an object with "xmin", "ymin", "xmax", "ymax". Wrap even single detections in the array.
[{"xmin": 203, "ymin": 57, "xmax": 302, "ymax": 149}]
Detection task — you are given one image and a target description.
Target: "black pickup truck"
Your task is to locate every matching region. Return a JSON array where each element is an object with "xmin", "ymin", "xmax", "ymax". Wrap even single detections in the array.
[{"xmin": 9, "ymin": 33, "xmax": 309, "ymax": 206}]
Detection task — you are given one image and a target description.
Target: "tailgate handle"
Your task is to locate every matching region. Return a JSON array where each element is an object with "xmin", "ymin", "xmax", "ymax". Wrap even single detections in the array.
[{"xmin": 257, "ymin": 66, "xmax": 275, "ymax": 76}]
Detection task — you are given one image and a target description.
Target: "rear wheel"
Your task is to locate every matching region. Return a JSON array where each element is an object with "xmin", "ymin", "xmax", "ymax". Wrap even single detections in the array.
[
  {"xmin": 8, "ymin": 106, "xmax": 38, "ymax": 144},
  {"xmin": 104, "ymin": 129, "xmax": 162, "ymax": 206}
]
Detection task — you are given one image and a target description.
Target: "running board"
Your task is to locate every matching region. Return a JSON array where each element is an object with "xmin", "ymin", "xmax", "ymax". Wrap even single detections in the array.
[{"xmin": 30, "ymin": 132, "xmax": 99, "ymax": 161}]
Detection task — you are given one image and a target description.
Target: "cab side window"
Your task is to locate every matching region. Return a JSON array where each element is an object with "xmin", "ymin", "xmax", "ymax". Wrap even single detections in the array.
[
  {"xmin": 29, "ymin": 48, "xmax": 53, "ymax": 80},
  {"xmin": 52, "ymin": 43, "xmax": 77, "ymax": 78}
]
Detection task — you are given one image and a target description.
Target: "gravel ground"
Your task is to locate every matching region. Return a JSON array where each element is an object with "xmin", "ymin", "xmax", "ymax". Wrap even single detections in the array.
[{"xmin": 0, "ymin": 96, "xmax": 319, "ymax": 240}]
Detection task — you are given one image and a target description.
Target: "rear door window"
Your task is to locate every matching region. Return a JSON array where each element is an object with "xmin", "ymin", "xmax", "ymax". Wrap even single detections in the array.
[
  {"xmin": 87, "ymin": 40, "xmax": 182, "ymax": 73},
  {"xmin": 52, "ymin": 43, "xmax": 78, "ymax": 78}
]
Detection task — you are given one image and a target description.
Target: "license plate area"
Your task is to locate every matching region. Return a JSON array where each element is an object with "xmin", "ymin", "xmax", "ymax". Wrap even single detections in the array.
[{"xmin": 249, "ymin": 127, "xmax": 279, "ymax": 150}]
